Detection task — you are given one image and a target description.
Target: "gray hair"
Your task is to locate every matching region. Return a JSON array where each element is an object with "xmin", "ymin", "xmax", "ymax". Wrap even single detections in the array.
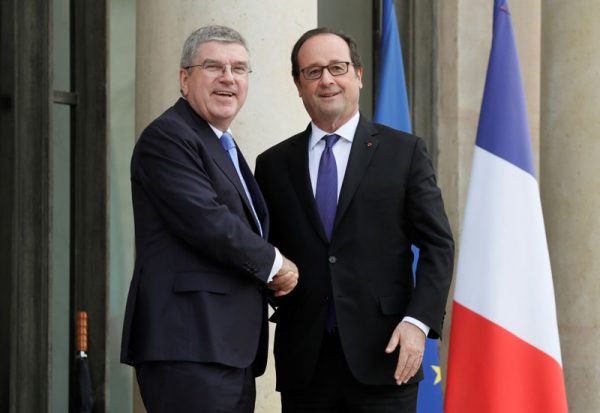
[{"xmin": 180, "ymin": 25, "xmax": 249, "ymax": 69}]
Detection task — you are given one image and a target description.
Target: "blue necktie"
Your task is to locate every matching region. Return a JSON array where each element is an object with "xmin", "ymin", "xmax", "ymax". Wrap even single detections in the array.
[
  {"xmin": 315, "ymin": 134, "xmax": 340, "ymax": 239},
  {"xmin": 315, "ymin": 133, "xmax": 340, "ymax": 331},
  {"xmin": 220, "ymin": 132, "xmax": 263, "ymax": 237}
]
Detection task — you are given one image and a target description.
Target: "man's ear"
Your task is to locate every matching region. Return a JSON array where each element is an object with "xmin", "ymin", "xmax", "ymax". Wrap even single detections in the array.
[
  {"xmin": 355, "ymin": 66, "xmax": 364, "ymax": 89},
  {"xmin": 294, "ymin": 78, "xmax": 303, "ymax": 98},
  {"xmin": 179, "ymin": 68, "xmax": 189, "ymax": 97}
]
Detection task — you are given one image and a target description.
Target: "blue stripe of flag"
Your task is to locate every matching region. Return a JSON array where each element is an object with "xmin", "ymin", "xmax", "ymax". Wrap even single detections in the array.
[{"xmin": 475, "ymin": 0, "xmax": 535, "ymax": 177}]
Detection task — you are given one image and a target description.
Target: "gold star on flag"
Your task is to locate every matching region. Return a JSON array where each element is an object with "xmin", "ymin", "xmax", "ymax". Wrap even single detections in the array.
[{"xmin": 431, "ymin": 365, "xmax": 442, "ymax": 385}]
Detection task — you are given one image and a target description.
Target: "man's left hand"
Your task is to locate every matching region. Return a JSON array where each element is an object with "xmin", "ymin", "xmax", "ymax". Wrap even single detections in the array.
[{"xmin": 385, "ymin": 321, "xmax": 426, "ymax": 385}]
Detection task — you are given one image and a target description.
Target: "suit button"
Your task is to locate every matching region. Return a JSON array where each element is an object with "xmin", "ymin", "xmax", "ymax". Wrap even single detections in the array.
[{"xmin": 328, "ymin": 256, "xmax": 337, "ymax": 264}]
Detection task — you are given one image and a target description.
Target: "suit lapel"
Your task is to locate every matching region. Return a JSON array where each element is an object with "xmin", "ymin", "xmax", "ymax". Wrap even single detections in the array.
[
  {"xmin": 239, "ymin": 152, "xmax": 269, "ymax": 237},
  {"xmin": 334, "ymin": 117, "xmax": 379, "ymax": 230},
  {"xmin": 286, "ymin": 126, "xmax": 329, "ymax": 243},
  {"xmin": 174, "ymin": 99, "xmax": 261, "ymax": 235},
  {"xmin": 210, "ymin": 137, "xmax": 266, "ymax": 236}
]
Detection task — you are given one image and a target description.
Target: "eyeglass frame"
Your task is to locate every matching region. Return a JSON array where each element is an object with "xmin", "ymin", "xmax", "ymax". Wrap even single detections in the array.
[
  {"xmin": 298, "ymin": 61, "xmax": 353, "ymax": 80},
  {"xmin": 184, "ymin": 60, "xmax": 253, "ymax": 77}
]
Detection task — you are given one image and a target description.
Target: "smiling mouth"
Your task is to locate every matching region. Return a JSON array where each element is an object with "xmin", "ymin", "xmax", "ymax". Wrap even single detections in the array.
[
  {"xmin": 214, "ymin": 91, "xmax": 236, "ymax": 97},
  {"xmin": 319, "ymin": 90, "xmax": 340, "ymax": 98}
]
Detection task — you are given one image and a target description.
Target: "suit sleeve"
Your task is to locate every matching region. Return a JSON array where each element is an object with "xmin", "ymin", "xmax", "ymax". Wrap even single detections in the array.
[
  {"xmin": 132, "ymin": 122, "xmax": 275, "ymax": 282},
  {"xmin": 255, "ymin": 153, "xmax": 283, "ymax": 307},
  {"xmin": 404, "ymin": 138, "xmax": 455, "ymax": 338}
]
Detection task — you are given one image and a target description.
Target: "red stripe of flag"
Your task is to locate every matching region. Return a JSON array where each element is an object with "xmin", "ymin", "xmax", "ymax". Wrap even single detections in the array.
[{"xmin": 445, "ymin": 302, "xmax": 568, "ymax": 413}]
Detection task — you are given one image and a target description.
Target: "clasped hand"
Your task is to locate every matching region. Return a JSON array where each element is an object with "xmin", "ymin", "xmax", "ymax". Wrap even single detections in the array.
[{"xmin": 267, "ymin": 256, "xmax": 299, "ymax": 297}]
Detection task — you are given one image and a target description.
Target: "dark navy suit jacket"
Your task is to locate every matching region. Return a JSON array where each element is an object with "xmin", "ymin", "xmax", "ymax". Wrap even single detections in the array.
[
  {"xmin": 121, "ymin": 98, "xmax": 273, "ymax": 376},
  {"xmin": 255, "ymin": 117, "xmax": 454, "ymax": 390}
]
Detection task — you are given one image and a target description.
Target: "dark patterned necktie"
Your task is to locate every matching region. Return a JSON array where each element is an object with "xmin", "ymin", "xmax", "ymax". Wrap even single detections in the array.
[
  {"xmin": 315, "ymin": 134, "xmax": 340, "ymax": 240},
  {"xmin": 315, "ymin": 133, "xmax": 340, "ymax": 331}
]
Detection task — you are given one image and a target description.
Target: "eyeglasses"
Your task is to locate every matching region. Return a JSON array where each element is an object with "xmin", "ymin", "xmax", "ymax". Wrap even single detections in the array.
[
  {"xmin": 299, "ymin": 62, "xmax": 351, "ymax": 80},
  {"xmin": 184, "ymin": 61, "xmax": 252, "ymax": 77}
]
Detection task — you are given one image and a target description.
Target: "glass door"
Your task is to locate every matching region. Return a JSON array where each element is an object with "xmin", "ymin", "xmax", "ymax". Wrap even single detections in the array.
[{"xmin": 51, "ymin": 0, "xmax": 73, "ymax": 410}]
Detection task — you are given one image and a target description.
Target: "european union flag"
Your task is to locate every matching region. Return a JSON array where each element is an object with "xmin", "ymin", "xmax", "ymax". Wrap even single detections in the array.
[{"xmin": 374, "ymin": 1, "xmax": 444, "ymax": 412}]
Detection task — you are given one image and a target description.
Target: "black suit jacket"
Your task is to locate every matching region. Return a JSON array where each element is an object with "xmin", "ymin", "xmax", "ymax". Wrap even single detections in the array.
[
  {"xmin": 255, "ymin": 116, "xmax": 454, "ymax": 391},
  {"xmin": 121, "ymin": 98, "xmax": 273, "ymax": 376}
]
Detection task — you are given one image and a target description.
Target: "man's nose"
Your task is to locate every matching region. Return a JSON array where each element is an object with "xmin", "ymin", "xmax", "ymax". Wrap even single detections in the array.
[
  {"xmin": 319, "ymin": 67, "xmax": 335, "ymax": 84},
  {"xmin": 219, "ymin": 65, "xmax": 235, "ymax": 81}
]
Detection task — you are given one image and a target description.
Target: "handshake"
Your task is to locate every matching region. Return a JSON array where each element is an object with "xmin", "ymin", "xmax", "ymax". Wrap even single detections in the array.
[{"xmin": 267, "ymin": 256, "xmax": 299, "ymax": 297}]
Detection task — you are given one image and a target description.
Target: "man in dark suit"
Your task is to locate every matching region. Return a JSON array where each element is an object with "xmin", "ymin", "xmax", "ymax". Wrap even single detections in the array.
[
  {"xmin": 120, "ymin": 25, "xmax": 298, "ymax": 413},
  {"xmin": 255, "ymin": 28, "xmax": 454, "ymax": 412}
]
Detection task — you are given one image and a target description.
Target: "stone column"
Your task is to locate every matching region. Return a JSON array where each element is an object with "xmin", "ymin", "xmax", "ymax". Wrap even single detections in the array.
[
  {"xmin": 136, "ymin": 0, "xmax": 317, "ymax": 165},
  {"xmin": 541, "ymin": 1, "xmax": 600, "ymax": 411},
  {"xmin": 135, "ymin": 1, "xmax": 317, "ymax": 412},
  {"xmin": 436, "ymin": 0, "xmax": 494, "ymax": 383}
]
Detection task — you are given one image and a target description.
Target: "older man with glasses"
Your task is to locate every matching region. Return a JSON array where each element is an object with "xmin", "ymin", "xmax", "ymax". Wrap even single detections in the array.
[
  {"xmin": 120, "ymin": 25, "xmax": 298, "ymax": 413},
  {"xmin": 255, "ymin": 27, "xmax": 454, "ymax": 413}
]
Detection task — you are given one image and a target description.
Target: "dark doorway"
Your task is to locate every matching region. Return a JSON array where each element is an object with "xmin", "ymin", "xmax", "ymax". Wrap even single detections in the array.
[{"xmin": 0, "ymin": 1, "xmax": 108, "ymax": 411}]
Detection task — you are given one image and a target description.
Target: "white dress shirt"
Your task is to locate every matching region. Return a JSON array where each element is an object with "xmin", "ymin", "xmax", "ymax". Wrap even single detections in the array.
[{"xmin": 306, "ymin": 112, "xmax": 430, "ymax": 337}]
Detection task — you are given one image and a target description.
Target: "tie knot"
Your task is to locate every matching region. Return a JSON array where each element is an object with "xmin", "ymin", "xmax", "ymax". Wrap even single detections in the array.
[
  {"xmin": 323, "ymin": 134, "xmax": 340, "ymax": 149},
  {"xmin": 220, "ymin": 132, "xmax": 236, "ymax": 151}
]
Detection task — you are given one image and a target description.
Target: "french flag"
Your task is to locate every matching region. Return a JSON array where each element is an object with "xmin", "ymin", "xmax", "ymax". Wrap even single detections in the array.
[{"xmin": 444, "ymin": 1, "xmax": 568, "ymax": 412}]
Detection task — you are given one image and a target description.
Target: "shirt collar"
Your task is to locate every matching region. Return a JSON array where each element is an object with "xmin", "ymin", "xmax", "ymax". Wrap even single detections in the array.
[
  {"xmin": 309, "ymin": 112, "xmax": 360, "ymax": 150},
  {"xmin": 208, "ymin": 123, "xmax": 232, "ymax": 139}
]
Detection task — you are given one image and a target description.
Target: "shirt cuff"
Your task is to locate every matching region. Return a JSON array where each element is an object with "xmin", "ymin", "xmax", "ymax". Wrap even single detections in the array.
[
  {"xmin": 402, "ymin": 316, "xmax": 430, "ymax": 337},
  {"xmin": 267, "ymin": 247, "xmax": 283, "ymax": 283}
]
